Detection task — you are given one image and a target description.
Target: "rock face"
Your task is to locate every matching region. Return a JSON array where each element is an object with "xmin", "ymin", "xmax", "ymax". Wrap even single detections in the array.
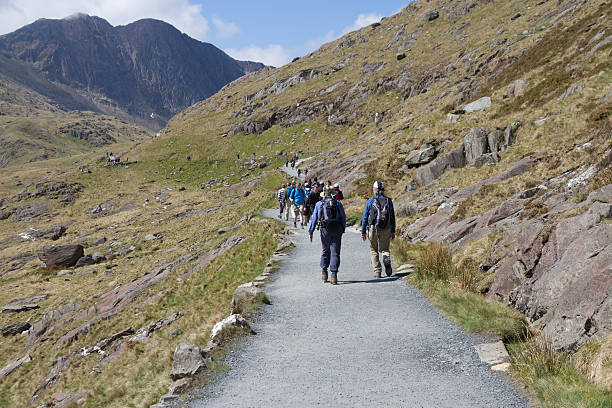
[
  {"xmin": 406, "ymin": 144, "xmax": 436, "ymax": 166},
  {"xmin": 170, "ymin": 341, "xmax": 207, "ymax": 380},
  {"xmin": 463, "ymin": 96, "xmax": 491, "ymax": 112},
  {"xmin": 1, "ymin": 321, "xmax": 31, "ymax": 336},
  {"xmin": 400, "ymin": 150, "xmax": 611, "ymax": 351},
  {"xmin": 38, "ymin": 244, "xmax": 84, "ymax": 267},
  {"xmin": 0, "ymin": 15, "xmax": 264, "ymax": 127},
  {"xmin": 0, "ymin": 355, "xmax": 31, "ymax": 379}
]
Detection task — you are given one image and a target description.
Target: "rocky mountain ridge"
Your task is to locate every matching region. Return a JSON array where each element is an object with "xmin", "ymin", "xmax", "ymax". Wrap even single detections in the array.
[{"xmin": 0, "ymin": 14, "xmax": 264, "ymax": 129}]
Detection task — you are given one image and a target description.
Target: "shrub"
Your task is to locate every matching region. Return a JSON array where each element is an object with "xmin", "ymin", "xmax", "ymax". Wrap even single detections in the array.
[
  {"xmin": 511, "ymin": 335, "xmax": 569, "ymax": 378},
  {"xmin": 414, "ymin": 242, "xmax": 456, "ymax": 282}
]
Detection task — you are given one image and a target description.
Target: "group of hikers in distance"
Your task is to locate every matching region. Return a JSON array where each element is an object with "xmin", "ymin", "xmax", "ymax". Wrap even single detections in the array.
[{"xmin": 277, "ymin": 176, "xmax": 395, "ymax": 286}]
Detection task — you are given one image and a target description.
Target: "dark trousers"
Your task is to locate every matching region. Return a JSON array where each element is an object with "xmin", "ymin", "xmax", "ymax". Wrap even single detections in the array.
[
  {"xmin": 320, "ymin": 226, "xmax": 342, "ymax": 272},
  {"xmin": 279, "ymin": 201, "xmax": 285, "ymax": 215}
]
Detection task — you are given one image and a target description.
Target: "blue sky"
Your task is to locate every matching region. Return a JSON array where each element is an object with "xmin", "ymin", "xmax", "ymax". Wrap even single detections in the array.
[{"xmin": 0, "ymin": 0, "xmax": 410, "ymax": 66}]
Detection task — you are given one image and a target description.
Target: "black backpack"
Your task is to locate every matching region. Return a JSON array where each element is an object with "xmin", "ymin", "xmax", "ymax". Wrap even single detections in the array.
[
  {"xmin": 319, "ymin": 198, "xmax": 340, "ymax": 228},
  {"xmin": 369, "ymin": 197, "xmax": 390, "ymax": 230}
]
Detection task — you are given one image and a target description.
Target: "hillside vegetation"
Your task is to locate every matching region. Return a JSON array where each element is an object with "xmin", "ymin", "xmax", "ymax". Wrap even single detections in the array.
[{"xmin": 0, "ymin": 0, "xmax": 610, "ymax": 406}]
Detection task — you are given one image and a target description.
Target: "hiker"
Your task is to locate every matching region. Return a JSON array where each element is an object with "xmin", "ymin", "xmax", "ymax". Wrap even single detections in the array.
[
  {"xmin": 304, "ymin": 168, "xmax": 308, "ymax": 176},
  {"xmin": 309, "ymin": 188, "xmax": 346, "ymax": 285},
  {"xmin": 290, "ymin": 182, "xmax": 307, "ymax": 228},
  {"xmin": 332, "ymin": 183, "xmax": 344, "ymax": 200},
  {"xmin": 285, "ymin": 159, "xmax": 289, "ymax": 167},
  {"xmin": 305, "ymin": 182, "xmax": 320, "ymax": 226},
  {"xmin": 277, "ymin": 184, "xmax": 286, "ymax": 219},
  {"xmin": 297, "ymin": 168, "xmax": 301, "ymax": 177},
  {"xmin": 253, "ymin": 152, "xmax": 256, "ymax": 160},
  {"xmin": 285, "ymin": 182, "xmax": 295, "ymax": 220},
  {"xmin": 361, "ymin": 181, "xmax": 396, "ymax": 278}
]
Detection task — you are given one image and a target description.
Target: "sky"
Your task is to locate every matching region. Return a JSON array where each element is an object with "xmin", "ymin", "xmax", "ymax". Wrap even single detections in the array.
[{"xmin": 0, "ymin": 0, "xmax": 411, "ymax": 67}]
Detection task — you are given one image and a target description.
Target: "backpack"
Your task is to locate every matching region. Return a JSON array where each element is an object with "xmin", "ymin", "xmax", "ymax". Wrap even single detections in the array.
[
  {"xmin": 368, "ymin": 196, "xmax": 390, "ymax": 230},
  {"xmin": 319, "ymin": 198, "xmax": 340, "ymax": 228}
]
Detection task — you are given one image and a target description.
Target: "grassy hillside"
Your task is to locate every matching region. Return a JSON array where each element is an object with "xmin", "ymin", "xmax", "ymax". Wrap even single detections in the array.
[{"xmin": 0, "ymin": 0, "xmax": 610, "ymax": 406}]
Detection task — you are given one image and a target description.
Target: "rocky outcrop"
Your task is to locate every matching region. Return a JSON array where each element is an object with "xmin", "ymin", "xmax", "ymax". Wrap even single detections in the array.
[
  {"xmin": 37, "ymin": 244, "xmax": 84, "ymax": 267},
  {"xmin": 400, "ymin": 148, "xmax": 611, "ymax": 351},
  {"xmin": 406, "ymin": 144, "xmax": 436, "ymax": 167},
  {"xmin": 1, "ymin": 321, "xmax": 31, "ymax": 336},
  {"xmin": 0, "ymin": 355, "xmax": 32, "ymax": 379}
]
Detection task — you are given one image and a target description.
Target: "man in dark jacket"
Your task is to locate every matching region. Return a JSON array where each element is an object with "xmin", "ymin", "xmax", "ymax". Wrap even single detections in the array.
[
  {"xmin": 361, "ymin": 181, "xmax": 396, "ymax": 278},
  {"xmin": 309, "ymin": 190, "xmax": 346, "ymax": 285}
]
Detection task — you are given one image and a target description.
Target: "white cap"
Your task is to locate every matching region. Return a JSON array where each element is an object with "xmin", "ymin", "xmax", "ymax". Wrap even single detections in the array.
[
  {"xmin": 373, "ymin": 181, "xmax": 384, "ymax": 192},
  {"xmin": 333, "ymin": 183, "xmax": 339, "ymax": 188}
]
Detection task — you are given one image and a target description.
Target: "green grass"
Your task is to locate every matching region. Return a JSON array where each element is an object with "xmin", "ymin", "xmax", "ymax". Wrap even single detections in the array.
[{"xmin": 509, "ymin": 340, "xmax": 612, "ymax": 408}]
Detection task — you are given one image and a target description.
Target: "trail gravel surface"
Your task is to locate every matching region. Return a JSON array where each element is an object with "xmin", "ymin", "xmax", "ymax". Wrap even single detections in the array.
[{"xmin": 189, "ymin": 170, "xmax": 528, "ymax": 407}]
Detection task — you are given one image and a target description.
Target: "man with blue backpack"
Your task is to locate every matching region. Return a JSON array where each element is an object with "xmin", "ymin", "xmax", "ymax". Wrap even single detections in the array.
[
  {"xmin": 309, "ymin": 189, "xmax": 346, "ymax": 285},
  {"xmin": 361, "ymin": 181, "xmax": 396, "ymax": 278},
  {"xmin": 290, "ymin": 182, "xmax": 307, "ymax": 228}
]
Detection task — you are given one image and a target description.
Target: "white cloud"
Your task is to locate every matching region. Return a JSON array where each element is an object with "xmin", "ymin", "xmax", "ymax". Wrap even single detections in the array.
[
  {"xmin": 342, "ymin": 12, "xmax": 384, "ymax": 35},
  {"xmin": 0, "ymin": 0, "xmax": 210, "ymax": 40},
  {"xmin": 225, "ymin": 44, "xmax": 289, "ymax": 67},
  {"xmin": 212, "ymin": 16, "xmax": 239, "ymax": 39}
]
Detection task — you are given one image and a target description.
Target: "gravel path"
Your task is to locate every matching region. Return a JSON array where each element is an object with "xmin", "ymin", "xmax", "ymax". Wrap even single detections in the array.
[{"xmin": 188, "ymin": 205, "xmax": 528, "ymax": 407}]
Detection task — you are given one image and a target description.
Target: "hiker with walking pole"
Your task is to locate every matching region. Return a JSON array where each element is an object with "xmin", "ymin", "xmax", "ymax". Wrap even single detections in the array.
[
  {"xmin": 361, "ymin": 181, "xmax": 396, "ymax": 278},
  {"xmin": 309, "ymin": 189, "xmax": 346, "ymax": 285}
]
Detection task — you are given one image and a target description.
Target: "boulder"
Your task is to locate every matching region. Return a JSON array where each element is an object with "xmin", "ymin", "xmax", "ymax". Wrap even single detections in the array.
[
  {"xmin": 415, "ymin": 144, "xmax": 466, "ymax": 185},
  {"xmin": 92, "ymin": 236, "xmax": 107, "ymax": 246},
  {"xmin": 75, "ymin": 255, "xmax": 95, "ymax": 268},
  {"xmin": 38, "ymin": 244, "xmax": 84, "ymax": 267},
  {"xmin": 405, "ymin": 144, "xmax": 436, "ymax": 167},
  {"xmin": 446, "ymin": 113, "xmax": 460, "ymax": 123},
  {"xmin": 473, "ymin": 153, "xmax": 499, "ymax": 168},
  {"xmin": 507, "ymin": 80, "xmax": 529, "ymax": 98},
  {"xmin": 170, "ymin": 341, "xmax": 208, "ymax": 380},
  {"xmin": 1, "ymin": 321, "xmax": 31, "ymax": 336},
  {"xmin": 557, "ymin": 84, "xmax": 583, "ymax": 101},
  {"xmin": 210, "ymin": 314, "xmax": 251, "ymax": 345},
  {"xmin": 231, "ymin": 282, "xmax": 267, "ymax": 314},
  {"xmin": 422, "ymin": 10, "xmax": 439, "ymax": 21},
  {"xmin": 396, "ymin": 53, "xmax": 406, "ymax": 61},
  {"xmin": 2, "ymin": 304, "xmax": 39, "ymax": 313},
  {"xmin": 464, "ymin": 128, "xmax": 489, "ymax": 165},
  {"xmin": 51, "ymin": 390, "xmax": 88, "ymax": 408},
  {"xmin": 487, "ymin": 130, "xmax": 502, "ymax": 157},
  {"xmin": 92, "ymin": 252, "xmax": 107, "ymax": 263},
  {"xmin": 503, "ymin": 122, "xmax": 521, "ymax": 148},
  {"xmin": 463, "ymin": 97, "xmax": 491, "ymax": 113}
]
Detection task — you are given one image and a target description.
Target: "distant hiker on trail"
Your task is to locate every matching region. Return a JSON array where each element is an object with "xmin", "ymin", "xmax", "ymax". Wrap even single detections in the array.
[
  {"xmin": 361, "ymin": 181, "xmax": 396, "ymax": 278},
  {"xmin": 305, "ymin": 182, "xmax": 320, "ymax": 227},
  {"xmin": 297, "ymin": 168, "xmax": 302, "ymax": 177},
  {"xmin": 332, "ymin": 183, "xmax": 344, "ymax": 200},
  {"xmin": 277, "ymin": 184, "xmax": 286, "ymax": 219},
  {"xmin": 309, "ymin": 189, "xmax": 346, "ymax": 285},
  {"xmin": 290, "ymin": 182, "xmax": 307, "ymax": 228},
  {"xmin": 285, "ymin": 182, "xmax": 295, "ymax": 220},
  {"xmin": 285, "ymin": 159, "xmax": 289, "ymax": 167},
  {"xmin": 304, "ymin": 168, "xmax": 308, "ymax": 176},
  {"xmin": 237, "ymin": 153, "xmax": 240, "ymax": 160},
  {"xmin": 253, "ymin": 152, "xmax": 256, "ymax": 159}
]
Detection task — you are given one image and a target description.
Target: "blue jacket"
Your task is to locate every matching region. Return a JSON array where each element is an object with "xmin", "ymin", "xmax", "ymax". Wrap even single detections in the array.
[
  {"xmin": 309, "ymin": 199, "xmax": 346, "ymax": 235},
  {"xmin": 361, "ymin": 194, "xmax": 396, "ymax": 235},
  {"xmin": 290, "ymin": 188, "xmax": 306, "ymax": 205},
  {"xmin": 285, "ymin": 188, "xmax": 294, "ymax": 202}
]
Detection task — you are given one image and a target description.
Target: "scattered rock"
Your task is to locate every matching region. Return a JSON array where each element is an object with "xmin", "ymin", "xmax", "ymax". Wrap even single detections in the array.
[
  {"xmin": 507, "ymin": 80, "xmax": 529, "ymax": 98},
  {"xmin": 144, "ymin": 233, "xmax": 163, "ymax": 242},
  {"xmin": 170, "ymin": 341, "xmax": 208, "ymax": 380},
  {"xmin": 2, "ymin": 303, "xmax": 39, "ymax": 313},
  {"xmin": 75, "ymin": 255, "xmax": 96, "ymax": 268},
  {"xmin": 446, "ymin": 113, "xmax": 460, "ymax": 123},
  {"xmin": 396, "ymin": 53, "xmax": 406, "ymax": 61},
  {"xmin": 92, "ymin": 252, "xmax": 106, "ymax": 263},
  {"xmin": 405, "ymin": 144, "xmax": 436, "ymax": 167},
  {"xmin": 422, "ymin": 10, "xmax": 439, "ymax": 21},
  {"xmin": 503, "ymin": 122, "xmax": 521, "ymax": 148},
  {"xmin": 534, "ymin": 117, "xmax": 549, "ymax": 127},
  {"xmin": 463, "ymin": 96, "xmax": 491, "ymax": 113},
  {"xmin": 92, "ymin": 237, "xmax": 107, "ymax": 246},
  {"xmin": 0, "ymin": 354, "xmax": 32, "ymax": 379},
  {"xmin": 1, "ymin": 321, "xmax": 31, "ymax": 336},
  {"xmin": 57, "ymin": 269, "xmax": 74, "ymax": 276},
  {"xmin": 557, "ymin": 84, "xmax": 583, "ymax": 101},
  {"xmin": 210, "ymin": 314, "xmax": 251, "ymax": 345},
  {"xmin": 464, "ymin": 128, "xmax": 489, "ymax": 165},
  {"xmin": 11, "ymin": 203, "xmax": 48, "ymax": 223},
  {"xmin": 415, "ymin": 144, "xmax": 465, "ymax": 185},
  {"xmin": 231, "ymin": 282, "xmax": 267, "ymax": 314},
  {"xmin": 38, "ymin": 244, "xmax": 84, "ymax": 267},
  {"xmin": 50, "ymin": 390, "xmax": 88, "ymax": 408}
]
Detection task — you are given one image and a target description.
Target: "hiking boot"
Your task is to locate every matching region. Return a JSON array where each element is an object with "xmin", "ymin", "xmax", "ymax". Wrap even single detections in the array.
[
  {"xmin": 330, "ymin": 272, "xmax": 338, "ymax": 285},
  {"xmin": 373, "ymin": 270, "xmax": 381, "ymax": 279},
  {"xmin": 322, "ymin": 269, "xmax": 328, "ymax": 282},
  {"xmin": 383, "ymin": 256, "xmax": 392, "ymax": 277},
  {"xmin": 294, "ymin": 221, "xmax": 297, "ymax": 228}
]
